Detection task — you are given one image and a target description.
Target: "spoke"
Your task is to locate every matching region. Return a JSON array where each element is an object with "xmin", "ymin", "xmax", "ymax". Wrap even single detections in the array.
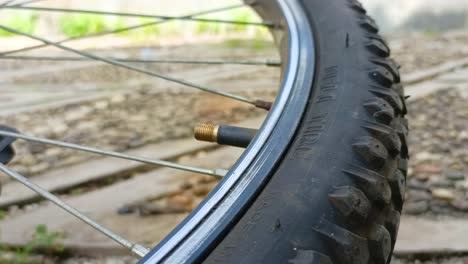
[
  {"xmin": 0, "ymin": 130, "xmax": 227, "ymax": 178},
  {"xmin": 9, "ymin": 0, "xmax": 47, "ymax": 6},
  {"xmin": 0, "ymin": 0, "xmax": 15, "ymax": 7},
  {"xmin": 0, "ymin": 25, "xmax": 272, "ymax": 109},
  {"xmin": 0, "ymin": 3, "xmax": 250, "ymax": 56},
  {"xmin": 4, "ymin": 6, "xmax": 274, "ymax": 27},
  {"xmin": 0, "ymin": 163, "xmax": 150, "ymax": 258},
  {"xmin": 0, "ymin": 55, "xmax": 281, "ymax": 67}
]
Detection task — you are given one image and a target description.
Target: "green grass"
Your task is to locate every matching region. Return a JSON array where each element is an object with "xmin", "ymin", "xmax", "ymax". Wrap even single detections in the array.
[
  {"xmin": 119, "ymin": 8, "xmax": 269, "ymax": 42},
  {"xmin": 0, "ymin": 224, "xmax": 65, "ymax": 263},
  {"xmin": 54, "ymin": 8, "xmax": 257, "ymax": 39},
  {"xmin": 223, "ymin": 38, "xmax": 274, "ymax": 51},
  {"xmin": 422, "ymin": 30, "xmax": 441, "ymax": 38},
  {"xmin": 1, "ymin": 8, "xmax": 273, "ymax": 45},
  {"xmin": 120, "ymin": 18, "xmax": 172, "ymax": 40},
  {"xmin": 193, "ymin": 8, "xmax": 264, "ymax": 35},
  {"xmin": 0, "ymin": 210, "xmax": 6, "ymax": 220},
  {"xmin": 0, "ymin": 13, "xmax": 38, "ymax": 37},
  {"xmin": 227, "ymin": 9, "xmax": 258, "ymax": 32},
  {"xmin": 59, "ymin": 14, "xmax": 109, "ymax": 38},
  {"xmin": 13, "ymin": 224, "xmax": 65, "ymax": 263}
]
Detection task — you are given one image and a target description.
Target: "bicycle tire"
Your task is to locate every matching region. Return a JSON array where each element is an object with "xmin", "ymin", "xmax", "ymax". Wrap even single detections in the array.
[
  {"xmin": 203, "ymin": 0, "xmax": 408, "ymax": 263},
  {"xmin": 141, "ymin": 0, "xmax": 408, "ymax": 263}
]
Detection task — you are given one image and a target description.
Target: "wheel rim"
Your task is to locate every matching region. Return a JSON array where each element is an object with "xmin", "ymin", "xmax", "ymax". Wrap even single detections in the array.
[
  {"xmin": 142, "ymin": 0, "xmax": 316, "ymax": 262},
  {"xmin": 0, "ymin": 0, "xmax": 316, "ymax": 261}
]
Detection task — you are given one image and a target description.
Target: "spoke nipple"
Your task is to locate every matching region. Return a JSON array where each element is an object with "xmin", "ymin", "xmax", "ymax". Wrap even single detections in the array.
[
  {"xmin": 131, "ymin": 244, "xmax": 150, "ymax": 258},
  {"xmin": 254, "ymin": 100, "xmax": 273, "ymax": 111},
  {"xmin": 214, "ymin": 169, "xmax": 228, "ymax": 178},
  {"xmin": 266, "ymin": 59, "xmax": 282, "ymax": 67},
  {"xmin": 194, "ymin": 123, "xmax": 218, "ymax": 143}
]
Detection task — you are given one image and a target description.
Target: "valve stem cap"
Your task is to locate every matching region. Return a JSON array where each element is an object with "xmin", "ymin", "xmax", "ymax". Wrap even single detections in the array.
[{"xmin": 194, "ymin": 123, "xmax": 218, "ymax": 142}]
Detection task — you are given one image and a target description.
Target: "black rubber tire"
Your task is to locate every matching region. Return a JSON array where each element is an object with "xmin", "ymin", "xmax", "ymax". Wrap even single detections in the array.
[{"xmin": 203, "ymin": 0, "xmax": 408, "ymax": 263}]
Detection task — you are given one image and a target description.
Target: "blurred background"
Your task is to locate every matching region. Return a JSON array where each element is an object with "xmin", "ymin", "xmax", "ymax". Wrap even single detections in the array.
[
  {"xmin": 364, "ymin": 0, "xmax": 468, "ymax": 33},
  {"xmin": 0, "ymin": 1, "xmax": 467, "ymax": 263},
  {"xmin": 2, "ymin": 0, "xmax": 468, "ymax": 36}
]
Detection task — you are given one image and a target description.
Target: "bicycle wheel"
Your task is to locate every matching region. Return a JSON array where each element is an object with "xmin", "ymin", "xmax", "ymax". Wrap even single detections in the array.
[
  {"xmin": 0, "ymin": 0, "xmax": 407, "ymax": 263},
  {"xmin": 144, "ymin": 1, "xmax": 408, "ymax": 263}
]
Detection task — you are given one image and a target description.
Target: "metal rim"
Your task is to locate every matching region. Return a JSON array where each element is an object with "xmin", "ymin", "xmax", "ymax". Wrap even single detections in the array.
[
  {"xmin": 141, "ymin": 0, "xmax": 315, "ymax": 262},
  {"xmin": 0, "ymin": 0, "xmax": 315, "ymax": 261}
]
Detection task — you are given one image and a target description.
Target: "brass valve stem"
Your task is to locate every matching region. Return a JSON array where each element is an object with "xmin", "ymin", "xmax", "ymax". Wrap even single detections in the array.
[
  {"xmin": 194, "ymin": 123, "xmax": 258, "ymax": 148},
  {"xmin": 194, "ymin": 123, "xmax": 219, "ymax": 143}
]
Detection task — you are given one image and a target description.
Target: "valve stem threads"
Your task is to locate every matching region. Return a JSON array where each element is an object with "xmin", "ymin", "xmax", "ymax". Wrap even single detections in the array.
[
  {"xmin": 194, "ymin": 123, "xmax": 258, "ymax": 148},
  {"xmin": 194, "ymin": 123, "xmax": 218, "ymax": 142}
]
